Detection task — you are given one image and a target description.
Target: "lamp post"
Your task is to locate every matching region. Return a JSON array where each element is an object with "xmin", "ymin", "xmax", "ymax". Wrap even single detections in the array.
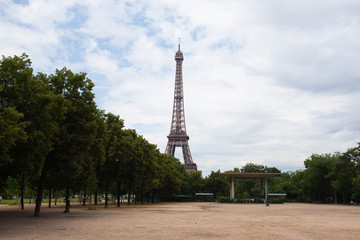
[{"xmin": 265, "ymin": 166, "xmax": 269, "ymax": 207}]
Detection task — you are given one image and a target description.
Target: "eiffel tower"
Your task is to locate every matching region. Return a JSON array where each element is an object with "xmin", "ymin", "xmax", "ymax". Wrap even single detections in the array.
[{"xmin": 165, "ymin": 43, "xmax": 197, "ymax": 172}]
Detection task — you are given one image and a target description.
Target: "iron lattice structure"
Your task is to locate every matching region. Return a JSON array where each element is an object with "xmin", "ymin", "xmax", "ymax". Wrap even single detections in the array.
[{"xmin": 165, "ymin": 44, "xmax": 197, "ymax": 172}]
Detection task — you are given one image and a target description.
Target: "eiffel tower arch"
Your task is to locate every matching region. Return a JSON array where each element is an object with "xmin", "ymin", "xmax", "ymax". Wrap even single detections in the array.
[{"xmin": 165, "ymin": 44, "xmax": 197, "ymax": 172}]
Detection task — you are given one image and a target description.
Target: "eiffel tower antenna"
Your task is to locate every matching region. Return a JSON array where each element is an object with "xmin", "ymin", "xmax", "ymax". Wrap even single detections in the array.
[{"xmin": 165, "ymin": 43, "xmax": 197, "ymax": 172}]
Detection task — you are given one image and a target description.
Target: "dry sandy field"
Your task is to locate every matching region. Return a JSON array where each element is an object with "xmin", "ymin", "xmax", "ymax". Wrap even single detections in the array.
[{"xmin": 0, "ymin": 202, "xmax": 359, "ymax": 239}]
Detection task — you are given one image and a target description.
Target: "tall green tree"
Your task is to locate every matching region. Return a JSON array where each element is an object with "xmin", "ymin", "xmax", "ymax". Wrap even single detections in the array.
[
  {"xmin": 187, "ymin": 171, "xmax": 205, "ymax": 195},
  {"xmin": 346, "ymin": 143, "xmax": 360, "ymax": 202},
  {"xmin": 203, "ymin": 170, "xmax": 229, "ymax": 198},
  {"xmin": 0, "ymin": 54, "xmax": 66, "ymax": 213},
  {"xmin": 91, "ymin": 110, "xmax": 106, "ymax": 205},
  {"xmin": 121, "ymin": 129, "xmax": 143, "ymax": 204},
  {"xmin": 238, "ymin": 163, "xmax": 263, "ymax": 197},
  {"xmin": 272, "ymin": 171, "xmax": 301, "ymax": 200},
  {"xmin": 103, "ymin": 113, "xmax": 125, "ymax": 207},
  {"xmin": 328, "ymin": 151, "xmax": 355, "ymax": 203},
  {"xmin": 301, "ymin": 154, "xmax": 335, "ymax": 203},
  {"xmin": 134, "ymin": 137, "xmax": 158, "ymax": 204},
  {"xmin": 157, "ymin": 154, "xmax": 185, "ymax": 200},
  {"xmin": 47, "ymin": 67, "xmax": 99, "ymax": 213}
]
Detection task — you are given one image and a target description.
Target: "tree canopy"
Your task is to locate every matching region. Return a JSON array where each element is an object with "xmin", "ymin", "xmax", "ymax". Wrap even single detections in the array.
[{"xmin": 0, "ymin": 54, "xmax": 188, "ymax": 216}]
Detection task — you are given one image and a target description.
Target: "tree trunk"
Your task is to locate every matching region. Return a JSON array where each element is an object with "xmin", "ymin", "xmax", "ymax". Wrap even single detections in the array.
[
  {"xmin": 78, "ymin": 189, "xmax": 82, "ymax": 204},
  {"xmin": 82, "ymin": 191, "xmax": 86, "ymax": 206},
  {"xmin": 152, "ymin": 192, "xmax": 155, "ymax": 204},
  {"xmin": 105, "ymin": 189, "xmax": 108, "ymax": 208},
  {"xmin": 48, "ymin": 189, "xmax": 51, "ymax": 208},
  {"xmin": 20, "ymin": 174, "xmax": 25, "ymax": 210},
  {"xmin": 334, "ymin": 190, "xmax": 337, "ymax": 204},
  {"xmin": 117, "ymin": 181, "xmax": 121, "ymax": 207},
  {"xmin": 34, "ymin": 168, "xmax": 46, "ymax": 217},
  {"xmin": 94, "ymin": 192, "xmax": 98, "ymax": 205},
  {"xmin": 128, "ymin": 193, "xmax": 131, "ymax": 205},
  {"xmin": 64, "ymin": 184, "xmax": 71, "ymax": 213},
  {"xmin": 105, "ymin": 159, "xmax": 109, "ymax": 208}
]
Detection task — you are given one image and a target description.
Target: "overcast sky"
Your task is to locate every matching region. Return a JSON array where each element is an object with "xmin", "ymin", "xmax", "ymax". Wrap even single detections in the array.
[{"xmin": 1, "ymin": 0, "xmax": 360, "ymax": 176}]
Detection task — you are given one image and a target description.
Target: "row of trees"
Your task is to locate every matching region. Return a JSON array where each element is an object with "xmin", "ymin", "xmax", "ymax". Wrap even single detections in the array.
[
  {"xmin": 0, "ymin": 54, "xmax": 188, "ymax": 217},
  {"xmin": 187, "ymin": 143, "xmax": 360, "ymax": 204},
  {"xmin": 299, "ymin": 143, "xmax": 360, "ymax": 203}
]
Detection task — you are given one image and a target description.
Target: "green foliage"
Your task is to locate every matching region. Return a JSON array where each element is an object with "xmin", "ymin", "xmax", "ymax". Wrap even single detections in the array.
[
  {"xmin": 239, "ymin": 163, "xmax": 262, "ymax": 197},
  {"xmin": 203, "ymin": 170, "xmax": 229, "ymax": 198},
  {"xmin": 0, "ymin": 106, "xmax": 27, "ymax": 167},
  {"xmin": 241, "ymin": 163, "xmax": 264, "ymax": 173},
  {"xmin": 187, "ymin": 171, "xmax": 205, "ymax": 195},
  {"xmin": 298, "ymin": 144, "xmax": 360, "ymax": 203},
  {"xmin": 273, "ymin": 171, "xmax": 301, "ymax": 200},
  {"xmin": 0, "ymin": 54, "xmax": 67, "ymax": 201},
  {"xmin": 301, "ymin": 154, "xmax": 335, "ymax": 202},
  {"xmin": 48, "ymin": 67, "xmax": 99, "ymax": 185},
  {"xmin": 157, "ymin": 154, "xmax": 185, "ymax": 198},
  {"xmin": 217, "ymin": 196, "xmax": 232, "ymax": 203},
  {"xmin": 349, "ymin": 143, "xmax": 360, "ymax": 201},
  {"xmin": 269, "ymin": 196, "xmax": 286, "ymax": 204}
]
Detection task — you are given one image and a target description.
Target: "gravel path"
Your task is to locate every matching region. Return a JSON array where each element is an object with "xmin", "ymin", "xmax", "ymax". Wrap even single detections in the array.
[{"xmin": 0, "ymin": 202, "xmax": 359, "ymax": 239}]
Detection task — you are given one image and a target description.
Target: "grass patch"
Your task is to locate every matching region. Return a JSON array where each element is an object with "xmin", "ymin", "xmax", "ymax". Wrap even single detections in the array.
[{"xmin": 0, "ymin": 198, "xmax": 80, "ymax": 205}]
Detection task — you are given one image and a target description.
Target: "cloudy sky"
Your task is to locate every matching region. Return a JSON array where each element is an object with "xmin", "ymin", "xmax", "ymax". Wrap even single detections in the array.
[{"xmin": 1, "ymin": 0, "xmax": 360, "ymax": 176}]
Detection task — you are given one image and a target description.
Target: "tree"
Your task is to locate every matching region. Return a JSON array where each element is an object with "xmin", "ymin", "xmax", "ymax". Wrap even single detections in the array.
[
  {"xmin": 239, "ymin": 163, "xmax": 263, "ymax": 197},
  {"xmin": 187, "ymin": 171, "xmax": 205, "ymax": 195},
  {"xmin": 31, "ymin": 73, "xmax": 68, "ymax": 216},
  {"xmin": 0, "ymin": 54, "xmax": 66, "ymax": 213},
  {"xmin": 346, "ymin": 143, "xmax": 360, "ymax": 202},
  {"xmin": 301, "ymin": 154, "xmax": 335, "ymax": 203},
  {"xmin": 328, "ymin": 151, "xmax": 355, "ymax": 204},
  {"xmin": 46, "ymin": 67, "xmax": 99, "ymax": 213},
  {"xmin": 203, "ymin": 170, "xmax": 229, "ymax": 198},
  {"xmin": 241, "ymin": 163, "xmax": 264, "ymax": 173},
  {"xmin": 0, "ymin": 54, "xmax": 31, "ymax": 192},
  {"xmin": 157, "ymin": 154, "xmax": 185, "ymax": 200},
  {"xmin": 133, "ymin": 137, "xmax": 158, "ymax": 204},
  {"xmin": 273, "ymin": 171, "xmax": 301, "ymax": 200},
  {"xmin": 0, "ymin": 106, "xmax": 27, "ymax": 190},
  {"xmin": 120, "ymin": 129, "xmax": 141, "ymax": 204},
  {"xmin": 103, "ymin": 113, "xmax": 125, "ymax": 207},
  {"xmin": 91, "ymin": 110, "xmax": 106, "ymax": 205}
]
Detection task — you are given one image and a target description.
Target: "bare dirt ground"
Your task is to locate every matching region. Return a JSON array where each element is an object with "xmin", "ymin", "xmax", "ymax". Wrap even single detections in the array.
[{"xmin": 0, "ymin": 202, "xmax": 359, "ymax": 240}]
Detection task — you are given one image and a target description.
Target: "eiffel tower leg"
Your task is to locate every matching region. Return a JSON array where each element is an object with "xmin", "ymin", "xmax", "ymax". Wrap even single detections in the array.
[
  {"xmin": 181, "ymin": 142, "xmax": 192, "ymax": 165},
  {"xmin": 165, "ymin": 140, "xmax": 175, "ymax": 156},
  {"xmin": 182, "ymin": 142, "xmax": 197, "ymax": 172}
]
